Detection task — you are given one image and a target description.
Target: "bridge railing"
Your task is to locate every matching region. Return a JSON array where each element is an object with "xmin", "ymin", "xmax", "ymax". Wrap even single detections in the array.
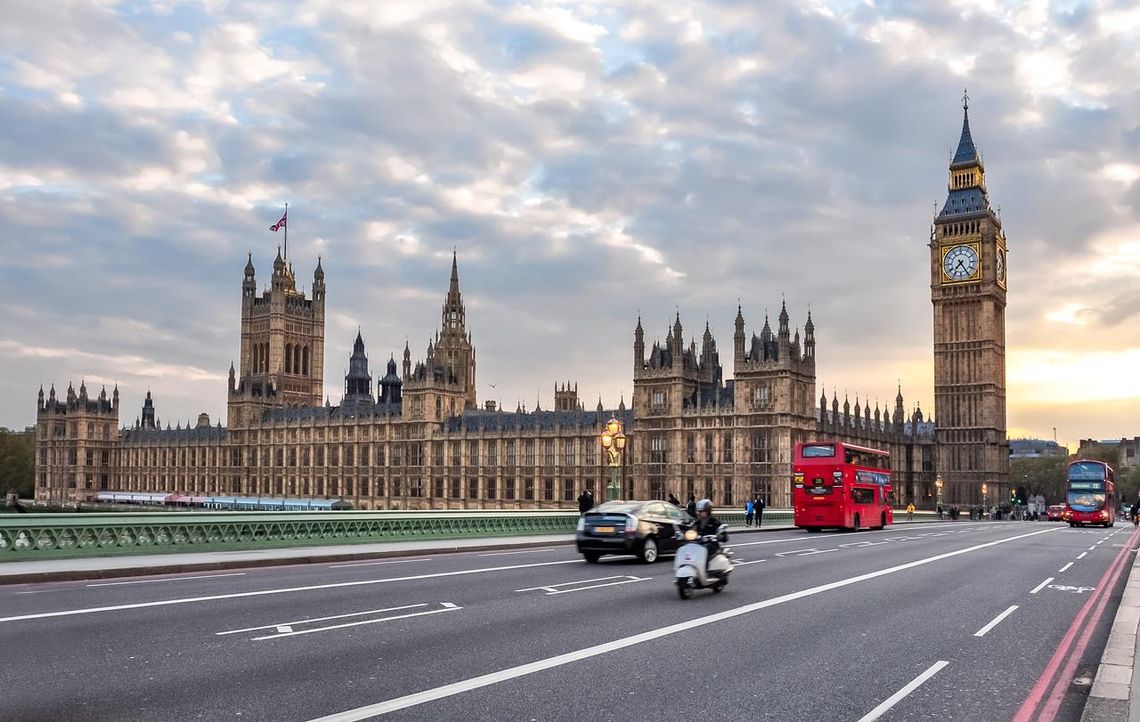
[{"xmin": 0, "ymin": 508, "xmax": 941, "ymax": 560}]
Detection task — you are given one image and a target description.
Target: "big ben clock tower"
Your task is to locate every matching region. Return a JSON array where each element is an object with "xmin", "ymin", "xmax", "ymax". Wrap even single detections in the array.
[{"xmin": 931, "ymin": 92, "xmax": 1008, "ymax": 506}]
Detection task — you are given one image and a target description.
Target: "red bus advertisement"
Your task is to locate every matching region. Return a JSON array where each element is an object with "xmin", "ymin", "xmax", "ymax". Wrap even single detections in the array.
[
  {"xmin": 1063, "ymin": 459, "xmax": 1116, "ymax": 528},
  {"xmin": 793, "ymin": 441, "xmax": 893, "ymax": 532}
]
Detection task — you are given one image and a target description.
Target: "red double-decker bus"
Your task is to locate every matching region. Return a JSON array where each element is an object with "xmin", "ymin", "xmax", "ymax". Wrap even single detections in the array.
[
  {"xmin": 1063, "ymin": 460, "xmax": 1116, "ymax": 528},
  {"xmin": 793, "ymin": 441, "xmax": 893, "ymax": 532}
]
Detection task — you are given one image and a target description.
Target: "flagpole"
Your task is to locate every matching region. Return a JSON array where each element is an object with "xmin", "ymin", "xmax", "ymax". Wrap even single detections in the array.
[{"xmin": 284, "ymin": 202, "xmax": 288, "ymax": 259}]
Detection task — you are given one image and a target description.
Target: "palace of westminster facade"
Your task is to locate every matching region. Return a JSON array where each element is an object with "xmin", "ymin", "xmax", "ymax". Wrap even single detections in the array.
[{"xmin": 33, "ymin": 101, "xmax": 1009, "ymax": 510}]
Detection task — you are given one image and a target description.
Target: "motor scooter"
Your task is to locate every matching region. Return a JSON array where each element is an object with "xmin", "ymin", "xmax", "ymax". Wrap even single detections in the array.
[{"xmin": 673, "ymin": 524, "xmax": 732, "ymax": 599}]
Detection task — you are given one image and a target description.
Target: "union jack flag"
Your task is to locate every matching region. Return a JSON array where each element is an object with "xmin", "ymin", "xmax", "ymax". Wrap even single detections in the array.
[{"xmin": 270, "ymin": 211, "xmax": 287, "ymax": 232}]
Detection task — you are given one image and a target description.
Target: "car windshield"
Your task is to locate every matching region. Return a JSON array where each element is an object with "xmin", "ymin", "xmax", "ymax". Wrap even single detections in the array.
[
  {"xmin": 1067, "ymin": 492, "xmax": 1105, "ymax": 511},
  {"xmin": 593, "ymin": 502, "xmax": 643, "ymax": 513}
]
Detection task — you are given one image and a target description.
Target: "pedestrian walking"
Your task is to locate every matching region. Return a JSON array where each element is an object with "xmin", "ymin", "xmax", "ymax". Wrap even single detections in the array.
[
  {"xmin": 686, "ymin": 494, "xmax": 697, "ymax": 518},
  {"xmin": 905, "ymin": 502, "xmax": 915, "ymax": 522},
  {"xmin": 755, "ymin": 496, "xmax": 765, "ymax": 527},
  {"xmin": 577, "ymin": 489, "xmax": 594, "ymax": 515},
  {"xmin": 744, "ymin": 499, "xmax": 754, "ymax": 527}
]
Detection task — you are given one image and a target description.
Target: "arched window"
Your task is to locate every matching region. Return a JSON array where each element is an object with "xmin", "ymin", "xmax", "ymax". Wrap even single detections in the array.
[
  {"xmin": 294, "ymin": 345, "xmax": 302, "ymax": 376},
  {"xmin": 285, "ymin": 344, "xmax": 293, "ymax": 373},
  {"xmin": 303, "ymin": 346, "xmax": 310, "ymax": 376}
]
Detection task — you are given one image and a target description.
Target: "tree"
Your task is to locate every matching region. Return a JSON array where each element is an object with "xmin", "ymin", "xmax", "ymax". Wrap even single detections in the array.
[
  {"xmin": 0, "ymin": 428, "xmax": 35, "ymax": 499},
  {"xmin": 1010, "ymin": 456, "xmax": 1066, "ymax": 503},
  {"xmin": 1120, "ymin": 465, "xmax": 1140, "ymax": 509},
  {"xmin": 1074, "ymin": 444, "xmax": 1122, "ymax": 469}
]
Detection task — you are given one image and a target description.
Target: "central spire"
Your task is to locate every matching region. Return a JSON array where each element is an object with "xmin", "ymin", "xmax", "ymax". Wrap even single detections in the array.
[
  {"xmin": 442, "ymin": 250, "xmax": 465, "ymax": 332},
  {"xmin": 951, "ymin": 87, "xmax": 979, "ymax": 169}
]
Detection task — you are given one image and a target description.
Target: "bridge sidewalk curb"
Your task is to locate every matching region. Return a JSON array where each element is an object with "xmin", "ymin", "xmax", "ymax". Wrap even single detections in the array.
[
  {"xmin": 0, "ymin": 523, "xmax": 792, "ymax": 586},
  {"xmin": 1080, "ymin": 533, "xmax": 1140, "ymax": 722}
]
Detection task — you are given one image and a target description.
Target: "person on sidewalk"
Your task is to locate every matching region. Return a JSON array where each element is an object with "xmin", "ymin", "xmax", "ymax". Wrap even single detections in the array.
[
  {"xmin": 755, "ymin": 496, "xmax": 766, "ymax": 527},
  {"xmin": 744, "ymin": 498, "xmax": 754, "ymax": 527},
  {"xmin": 577, "ymin": 489, "xmax": 594, "ymax": 515},
  {"xmin": 668, "ymin": 492, "xmax": 681, "ymax": 507},
  {"xmin": 686, "ymin": 494, "xmax": 697, "ymax": 519},
  {"xmin": 906, "ymin": 502, "xmax": 915, "ymax": 522}
]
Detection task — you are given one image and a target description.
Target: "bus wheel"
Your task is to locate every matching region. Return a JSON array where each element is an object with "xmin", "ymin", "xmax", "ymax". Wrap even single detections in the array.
[
  {"xmin": 806, "ymin": 527, "xmax": 821, "ymax": 533},
  {"xmin": 873, "ymin": 512, "xmax": 886, "ymax": 530}
]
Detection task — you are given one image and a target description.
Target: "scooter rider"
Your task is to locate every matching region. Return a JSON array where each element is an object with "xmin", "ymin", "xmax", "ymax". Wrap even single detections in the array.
[{"xmin": 693, "ymin": 498, "xmax": 727, "ymax": 554}]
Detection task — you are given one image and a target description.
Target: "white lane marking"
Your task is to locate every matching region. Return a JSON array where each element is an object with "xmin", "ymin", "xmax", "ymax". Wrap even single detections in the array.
[
  {"xmin": 85, "ymin": 572, "xmax": 246, "ymax": 587},
  {"xmin": 856, "ymin": 661, "xmax": 950, "ymax": 722},
  {"xmin": 729, "ymin": 537, "xmax": 832, "ymax": 548},
  {"xmin": 1030, "ymin": 577, "xmax": 1054, "ymax": 594},
  {"xmin": 731, "ymin": 560, "xmax": 766, "ymax": 566},
  {"xmin": 216, "ymin": 604, "xmax": 429, "ymax": 636},
  {"xmin": 478, "ymin": 548, "xmax": 556, "ymax": 557},
  {"xmin": 1088, "ymin": 546, "xmax": 1097, "ymax": 551},
  {"xmin": 516, "ymin": 575, "xmax": 629, "ymax": 592},
  {"xmin": 276, "ymin": 625, "xmax": 293, "ymax": 634},
  {"xmin": 252, "ymin": 604, "xmax": 462, "ymax": 641},
  {"xmin": 775, "ymin": 548, "xmax": 837, "ymax": 558},
  {"xmin": 839, "ymin": 541, "xmax": 890, "ymax": 548},
  {"xmin": 328, "ymin": 559, "xmax": 424, "ymax": 569},
  {"xmin": 1077, "ymin": 552, "xmax": 1088, "ymax": 559},
  {"xmin": 306, "ymin": 527, "xmax": 1057, "ymax": 721},
  {"xmin": 0, "ymin": 559, "xmax": 583, "ymax": 624},
  {"xmin": 974, "ymin": 606, "xmax": 1018, "ymax": 637},
  {"xmin": 515, "ymin": 576, "xmax": 650, "ymax": 595},
  {"xmin": 546, "ymin": 578, "xmax": 650, "ymax": 595},
  {"xmin": 1058, "ymin": 562, "xmax": 1073, "ymax": 573}
]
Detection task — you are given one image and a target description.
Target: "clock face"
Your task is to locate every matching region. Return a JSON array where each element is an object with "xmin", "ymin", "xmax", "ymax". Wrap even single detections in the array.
[
  {"xmin": 996, "ymin": 249, "xmax": 1006, "ymax": 283},
  {"xmin": 943, "ymin": 244, "xmax": 979, "ymax": 281}
]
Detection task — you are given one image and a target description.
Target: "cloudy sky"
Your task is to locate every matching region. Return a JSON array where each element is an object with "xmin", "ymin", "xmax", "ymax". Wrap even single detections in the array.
[{"xmin": 1, "ymin": 0, "xmax": 1138, "ymax": 450}]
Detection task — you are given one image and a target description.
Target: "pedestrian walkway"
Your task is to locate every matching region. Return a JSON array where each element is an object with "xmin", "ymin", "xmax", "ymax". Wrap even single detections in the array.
[
  {"xmin": 0, "ymin": 522, "xmax": 795, "ymax": 585},
  {"xmin": 1082, "ymin": 536, "xmax": 1140, "ymax": 722}
]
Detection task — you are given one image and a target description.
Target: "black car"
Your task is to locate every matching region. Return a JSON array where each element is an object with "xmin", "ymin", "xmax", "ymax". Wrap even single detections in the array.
[{"xmin": 576, "ymin": 500, "xmax": 691, "ymax": 563}]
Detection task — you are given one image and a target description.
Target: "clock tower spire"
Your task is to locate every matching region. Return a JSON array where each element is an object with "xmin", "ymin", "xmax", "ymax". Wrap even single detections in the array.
[{"xmin": 930, "ymin": 91, "xmax": 1008, "ymax": 507}]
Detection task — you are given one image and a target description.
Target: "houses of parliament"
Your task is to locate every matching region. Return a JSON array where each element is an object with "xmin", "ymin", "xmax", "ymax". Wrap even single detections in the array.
[{"xmin": 33, "ymin": 100, "xmax": 1009, "ymax": 510}]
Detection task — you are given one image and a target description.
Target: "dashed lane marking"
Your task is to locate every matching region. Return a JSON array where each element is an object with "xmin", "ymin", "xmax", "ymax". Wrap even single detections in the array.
[
  {"xmin": 974, "ymin": 606, "xmax": 1018, "ymax": 637},
  {"xmin": 1030, "ymin": 578, "xmax": 1054, "ymax": 594},
  {"xmin": 856, "ymin": 661, "xmax": 949, "ymax": 722}
]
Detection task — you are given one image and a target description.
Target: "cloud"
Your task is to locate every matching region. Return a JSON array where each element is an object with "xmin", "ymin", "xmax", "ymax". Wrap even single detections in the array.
[{"xmin": 1, "ymin": 0, "xmax": 1139, "ymax": 445}]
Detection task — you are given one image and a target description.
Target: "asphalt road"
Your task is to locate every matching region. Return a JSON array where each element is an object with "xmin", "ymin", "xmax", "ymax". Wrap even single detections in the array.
[{"xmin": 1, "ymin": 520, "xmax": 1136, "ymax": 721}]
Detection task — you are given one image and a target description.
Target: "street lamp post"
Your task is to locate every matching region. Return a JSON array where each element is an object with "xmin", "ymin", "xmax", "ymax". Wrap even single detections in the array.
[
  {"xmin": 600, "ymin": 417, "xmax": 627, "ymax": 501},
  {"xmin": 935, "ymin": 474, "xmax": 944, "ymax": 512},
  {"xmin": 981, "ymin": 483, "xmax": 988, "ymax": 519}
]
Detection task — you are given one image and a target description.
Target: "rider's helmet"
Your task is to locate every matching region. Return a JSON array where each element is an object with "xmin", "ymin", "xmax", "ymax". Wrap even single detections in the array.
[{"xmin": 695, "ymin": 499, "xmax": 713, "ymax": 515}]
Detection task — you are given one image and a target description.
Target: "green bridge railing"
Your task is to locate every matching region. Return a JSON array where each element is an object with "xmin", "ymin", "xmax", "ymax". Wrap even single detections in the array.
[{"xmin": 0, "ymin": 508, "xmax": 939, "ymax": 561}]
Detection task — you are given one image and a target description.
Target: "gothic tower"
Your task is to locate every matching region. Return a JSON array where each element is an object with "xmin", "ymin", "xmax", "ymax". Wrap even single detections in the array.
[
  {"xmin": 435, "ymin": 251, "xmax": 476, "ymax": 409},
  {"xmin": 343, "ymin": 331, "xmax": 374, "ymax": 405},
  {"xmin": 228, "ymin": 250, "xmax": 326, "ymax": 427},
  {"xmin": 402, "ymin": 253, "xmax": 476, "ymax": 421},
  {"xmin": 930, "ymin": 93, "xmax": 1009, "ymax": 504}
]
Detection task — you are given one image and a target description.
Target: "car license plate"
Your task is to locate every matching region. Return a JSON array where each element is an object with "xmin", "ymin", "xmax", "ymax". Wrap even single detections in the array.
[{"xmin": 594, "ymin": 526, "xmax": 615, "ymax": 534}]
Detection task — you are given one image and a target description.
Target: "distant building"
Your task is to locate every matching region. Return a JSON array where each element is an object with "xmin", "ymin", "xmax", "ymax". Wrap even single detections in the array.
[
  {"xmin": 1077, "ymin": 438, "xmax": 1140, "ymax": 472},
  {"xmin": 1009, "ymin": 439, "xmax": 1069, "ymax": 459}
]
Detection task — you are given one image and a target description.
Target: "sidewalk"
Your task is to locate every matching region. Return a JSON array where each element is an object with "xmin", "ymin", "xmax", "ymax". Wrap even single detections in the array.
[
  {"xmin": 0, "ymin": 522, "xmax": 795, "ymax": 585},
  {"xmin": 1082, "ymin": 539, "xmax": 1140, "ymax": 722}
]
